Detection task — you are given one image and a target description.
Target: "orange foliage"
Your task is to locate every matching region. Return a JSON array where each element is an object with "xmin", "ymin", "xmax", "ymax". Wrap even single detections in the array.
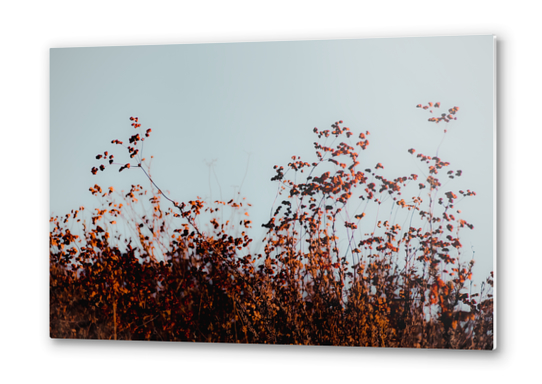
[{"xmin": 50, "ymin": 105, "xmax": 493, "ymax": 349}]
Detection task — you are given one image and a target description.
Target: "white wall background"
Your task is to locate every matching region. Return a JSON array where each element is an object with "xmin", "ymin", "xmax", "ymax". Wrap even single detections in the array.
[{"xmin": 1, "ymin": 0, "xmax": 538, "ymax": 382}]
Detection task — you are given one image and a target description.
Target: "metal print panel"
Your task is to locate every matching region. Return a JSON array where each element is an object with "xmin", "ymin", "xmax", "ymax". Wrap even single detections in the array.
[{"xmin": 50, "ymin": 35, "xmax": 496, "ymax": 349}]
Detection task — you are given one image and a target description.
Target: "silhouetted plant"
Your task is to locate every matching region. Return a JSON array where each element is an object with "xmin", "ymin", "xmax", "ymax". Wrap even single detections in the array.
[{"xmin": 50, "ymin": 103, "xmax": 493, "ymax": 349}]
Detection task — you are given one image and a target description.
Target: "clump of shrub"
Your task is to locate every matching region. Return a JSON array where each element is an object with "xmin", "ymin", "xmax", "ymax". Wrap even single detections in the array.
[{"xmin": 50, "ymin": 103, "xmax": 494, "ymax": 349}]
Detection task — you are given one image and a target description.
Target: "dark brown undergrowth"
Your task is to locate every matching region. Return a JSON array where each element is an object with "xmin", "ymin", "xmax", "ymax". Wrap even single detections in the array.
[{"xmin": 50, "ymin": 102, "xmax": 494, "ymax": 349}]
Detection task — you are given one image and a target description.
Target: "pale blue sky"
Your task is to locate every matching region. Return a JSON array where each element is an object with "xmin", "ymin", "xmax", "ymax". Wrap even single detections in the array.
[{"xmin": 50, "ymin": 35, "xmax": 494, "ymax": 285}]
